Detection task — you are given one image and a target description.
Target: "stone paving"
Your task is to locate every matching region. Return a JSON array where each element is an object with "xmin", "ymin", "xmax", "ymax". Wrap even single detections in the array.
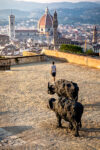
[{"xmin": 0, "ymin": 60, "xmax": 100, "ymax": 150}]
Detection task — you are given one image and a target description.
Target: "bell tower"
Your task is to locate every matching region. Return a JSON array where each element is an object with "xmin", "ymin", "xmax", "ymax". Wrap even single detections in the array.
[
  {"xmin": 9, "ymin": 12, "xmax": 15, "ymax": 39},
  {"xmin": 92, "ymin": 26, "xmax": 97, "ymax": 44},
  {"xmin": 53, "ymin": 11, "xmax": 58, "ymax": 49}
]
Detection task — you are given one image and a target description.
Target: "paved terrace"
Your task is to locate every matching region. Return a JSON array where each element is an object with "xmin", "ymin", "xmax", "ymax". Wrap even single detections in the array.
[{"xmin": 0, "ymin": 59, "xmax": 100, "ymax": 150}]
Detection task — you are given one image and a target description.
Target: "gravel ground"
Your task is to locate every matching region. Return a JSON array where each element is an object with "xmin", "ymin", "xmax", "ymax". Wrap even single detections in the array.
[{"xmin": 0, "ymin": 59, "xmax": 100, "ymax": 150}]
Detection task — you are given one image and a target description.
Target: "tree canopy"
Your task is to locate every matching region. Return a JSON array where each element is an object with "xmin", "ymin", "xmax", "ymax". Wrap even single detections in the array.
[{"xmin": 60, "ymin": 44, "xmax": 83, "ymax": 54}]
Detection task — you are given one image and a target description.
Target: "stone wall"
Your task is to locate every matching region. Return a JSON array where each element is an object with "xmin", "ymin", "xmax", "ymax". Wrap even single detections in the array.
[
  {"xmin": 23, "ymin": 51, "xmax": 37, "ymax": 56},
  {"xmin": 0, "ymin": 55, "xmax": 46, "ymax": 66},
  {"xmin": 42, "ymin": 49, "xmax": 100, "ymax": 69}
]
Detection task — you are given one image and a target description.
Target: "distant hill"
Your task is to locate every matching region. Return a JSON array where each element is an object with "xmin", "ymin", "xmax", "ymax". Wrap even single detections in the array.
[
  {"xmin": 0, "ymin": 9, "xmax": 30, "ymax": 19},
  {"xmin": 56, "ymin": 7, "xmax": 100, "ymax": 25},
  {"xmin": 0, "ymin": 9, "xmax": 30, "ymax": 26},
  {"xmin": 0, "ymin": 1, "xmax": 100, "ymax": 25},
  {"xmin": 0, "ymin": 0, "xmax": 100, "ymax": 11}
]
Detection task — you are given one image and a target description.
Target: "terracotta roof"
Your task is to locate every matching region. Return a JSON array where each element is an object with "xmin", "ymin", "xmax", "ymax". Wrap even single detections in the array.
[{"xmin": 38, "ymin": 9, "xmax": 53, "ymax": 29}]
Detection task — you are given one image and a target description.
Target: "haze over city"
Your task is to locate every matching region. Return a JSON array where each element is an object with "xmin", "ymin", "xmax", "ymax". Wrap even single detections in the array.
[{"xmin": 17, "ymin": 0, "xmax": 100, "ymax": 3}]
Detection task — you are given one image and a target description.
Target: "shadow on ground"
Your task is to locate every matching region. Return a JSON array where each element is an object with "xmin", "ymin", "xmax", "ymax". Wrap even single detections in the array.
[
  {"xmin": 84, "ymin": 102, "xmax": 100, "ymax": 108},
  {"xmin": 84, "ymin": 102, "xmax": 100, "ymax": 111},
  {"xmin": 81, "ymin": 127, "xmax": 100, "ymax": 139},
  {"xmin": 0, "ymin": 126, "xmax": 32, "ymax": 141},
  {"xmin": 0, "ymin": 111, "xmax": 10, "ymax": 115}
]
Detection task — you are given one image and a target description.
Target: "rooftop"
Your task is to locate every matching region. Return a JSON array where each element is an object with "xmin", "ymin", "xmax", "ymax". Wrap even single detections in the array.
[{"xmin": 38, "ymin": 8, "xmax": 53, "ymax": 29}]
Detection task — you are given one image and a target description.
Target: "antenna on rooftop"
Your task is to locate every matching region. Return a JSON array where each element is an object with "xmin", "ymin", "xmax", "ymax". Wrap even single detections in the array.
[
  {"xmin": 85, "ymin": 40, "xmax": 87, "ymax": 52},
  {"xmin": 11, "ymin": 9, "xmax": 12, "ymax": 15},
  {"xmin": 45, "ymin": 7, "xmax": 49, "ymax": 14}
]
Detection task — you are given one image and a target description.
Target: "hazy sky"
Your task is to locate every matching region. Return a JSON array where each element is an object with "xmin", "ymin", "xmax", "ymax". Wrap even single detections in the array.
[{"xmin": 17, "ymin": 0, "xmax": 100, "ymax": 3}]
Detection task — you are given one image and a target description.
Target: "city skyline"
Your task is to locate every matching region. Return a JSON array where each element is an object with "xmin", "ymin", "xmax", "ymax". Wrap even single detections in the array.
[{"xmin": 17, "ymin": 0, "xmax": 100, "ymax": 3}]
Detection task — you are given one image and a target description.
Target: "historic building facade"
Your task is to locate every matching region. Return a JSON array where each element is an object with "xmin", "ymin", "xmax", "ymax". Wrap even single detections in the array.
[
  {"xmin": 82, "ymin": 26, "xmax": 100, "ymax": 54},
  {"xmin": 92, "ymin": 26, "xmax": 97, "ymax": 44},
  {"xmin": 15, "ymin": 29, "xmax": 39, "ymax": 41},
  {"xmin": 9, "ymin": 14, "xmax": 15, "ymax": 39},
  {"xmin": 53, "ymin": 11, "xmax": 80, "ymax": 49},
  {"xmin": 92, "ymin": 26, "xmax": 100, "ymax": 54}
]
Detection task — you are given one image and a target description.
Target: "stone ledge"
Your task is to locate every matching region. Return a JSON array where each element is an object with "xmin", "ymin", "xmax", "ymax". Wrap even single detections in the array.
[{"xmin": 42, "ymin": 49, "xmax": 100, "ymax": 69}]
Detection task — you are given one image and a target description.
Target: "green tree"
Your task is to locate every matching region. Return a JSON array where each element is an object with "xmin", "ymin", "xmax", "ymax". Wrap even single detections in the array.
[
  {"xmin": 85, "ymin": 49, "xmax": 93, "ymax": 55},
  {"xmin": 60, "ymin": 44, "xmax": 83, "ymax": 54}
]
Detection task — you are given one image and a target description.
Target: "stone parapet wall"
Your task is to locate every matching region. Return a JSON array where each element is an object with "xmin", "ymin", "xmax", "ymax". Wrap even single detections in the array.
[
  {"xmin": 42, "ymin": 49, "xmax": 100, "ymax": 69},
  {"xmin": 23, "ymin": 51, "xmax": 37, "ymax": 56},
  {"xmin": 0, "ymin": 55, "xmax": 46, "ymax": 66}
]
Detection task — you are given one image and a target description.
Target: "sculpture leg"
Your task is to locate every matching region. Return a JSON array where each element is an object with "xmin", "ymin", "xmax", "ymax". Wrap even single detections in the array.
[
  {"xmin": 79, "ymin": 121, "xmax": 82, "ymax": 128},
  {"xmin": 56, "ymin": 113, "xmax": 62, "ymax": 128},
  {"xmin": 73, "ymin": 122, "xmax": 79, "ymax": 137},
  {"xmin": 69, "ymin": 122, "xmax": 74, "ymax": 130}
]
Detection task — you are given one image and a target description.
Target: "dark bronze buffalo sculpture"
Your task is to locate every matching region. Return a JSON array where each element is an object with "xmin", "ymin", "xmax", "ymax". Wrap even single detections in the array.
[
  {"xmin": 47, "ymin": 79, "xmax": 84, "ymax": 137},
  {"xmin": 48, "ymin": 97, "xmax": 84, "ymax": 137}
]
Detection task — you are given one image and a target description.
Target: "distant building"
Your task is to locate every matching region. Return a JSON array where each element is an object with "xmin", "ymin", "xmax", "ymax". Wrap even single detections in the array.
[
  {"xmin": 92, "ymin": 26, "xmax": 100, "ymax": 54},
  {"xmin": 92, "ymin": 26, "xmax": 97, "ymax": 44},
  {"xmin": 1, "ymin": 44, "xmax": 20, "ymax": 56},
  {"xmin": 15, "ymin": 30, "xmax": 39, "ymax": 41},
  {"xmin": 82, "ymin": 26, "xmax": 100, "ymax": 55},
  {"xmin": 0, "ymin": 34, "xmax": 9, "ymax": 46},
  {"xmin": 93, "ymin": 44, "xmax": 100, "ymax": 54},
  {"xmin": 9, "ymin": 14, "xmax": 15, "ymax": 39},
  {"xmin": 53, "ymin": 11, "xmax": 80, "ymax": 49}
]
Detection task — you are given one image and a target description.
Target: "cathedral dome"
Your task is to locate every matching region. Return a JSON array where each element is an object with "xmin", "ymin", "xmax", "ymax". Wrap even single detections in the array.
[{"xmin": 38, "ymin": 8, "xmax": 53, "ymax": 34}]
